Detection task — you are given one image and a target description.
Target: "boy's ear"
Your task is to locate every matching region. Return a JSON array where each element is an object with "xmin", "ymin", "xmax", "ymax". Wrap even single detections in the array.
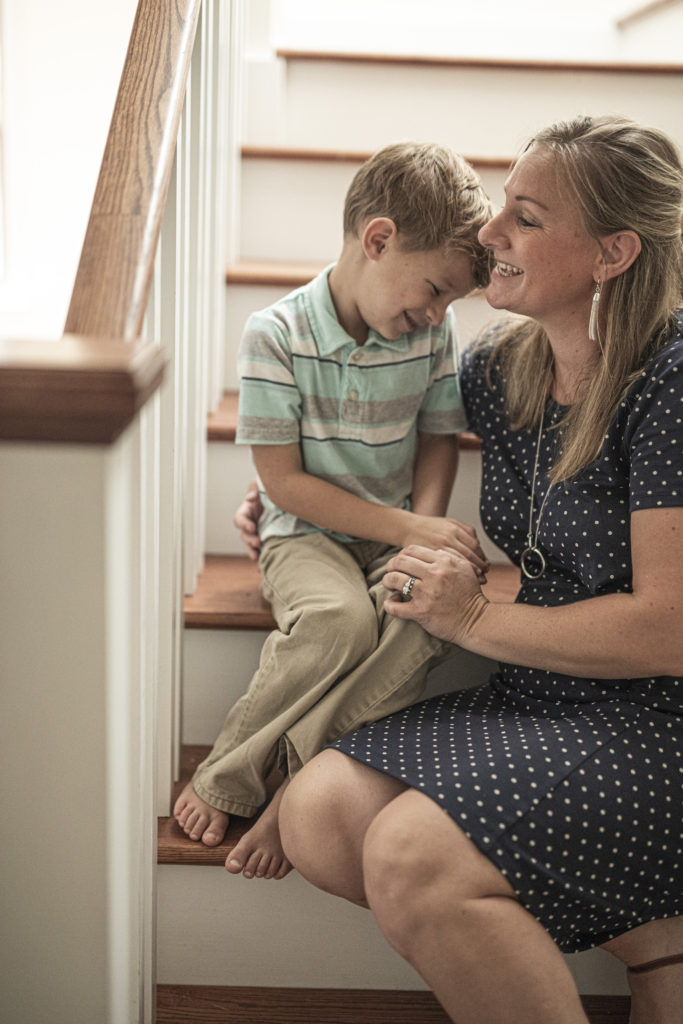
[
  {"xmin": 595, "ymin": 229, "xmax": 642, "ymax": 282},
  {"xmin": 362, "ymin": 217, "xmax": 399, "ymax": 261}
]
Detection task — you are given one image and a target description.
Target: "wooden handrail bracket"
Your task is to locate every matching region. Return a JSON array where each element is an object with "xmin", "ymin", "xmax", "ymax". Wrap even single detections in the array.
[{"xmin": 0, "ymin": 335, "xmax": 165, "ymax": 443}]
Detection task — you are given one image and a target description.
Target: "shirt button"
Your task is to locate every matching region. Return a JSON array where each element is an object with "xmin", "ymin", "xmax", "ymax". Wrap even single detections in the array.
[{"xmin": 348, "ymin": 390, "xmax": 359, "ymax": 401}]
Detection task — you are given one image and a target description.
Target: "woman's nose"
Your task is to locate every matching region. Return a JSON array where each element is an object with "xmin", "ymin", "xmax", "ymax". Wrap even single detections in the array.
[{"xmin": 478, "ymin": 212, "xmax": 505, "ymax": 249}]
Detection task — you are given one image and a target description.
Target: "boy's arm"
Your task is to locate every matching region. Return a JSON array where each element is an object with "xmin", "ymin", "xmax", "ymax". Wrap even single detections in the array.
[
  {"xmin": 253, "ymin": 443, "xmax": 489, "ymax": 574},
  {"xmin": 410, "ymin": 432, "xmax": 459, "ymax": 517}
]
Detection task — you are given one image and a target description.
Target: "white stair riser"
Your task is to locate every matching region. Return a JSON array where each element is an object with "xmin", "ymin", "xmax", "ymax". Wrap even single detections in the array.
[
  {"xmin": 206, "ymin": 441, "xmax": 503, "ymax": 562},
  {"xmin": 225, "ymin": 283, "xmax": 505, "ymax": 392},
  {"xmin": 183, "ymin": 628, "xmax": 264, "ymax": 744},
  {"xmin": 239, "ymin": 159, "xmax": 508, "ymax": 264},
  {"xmin": 157, "ymin": 864, "xmax": 629, "ymax": 993},
  {"xmin": 224, "ymin": 283, "xmax": 291, "ymax": 390},
  {"xmin": 246, "ymin": 58, "xmax": 683, "ymax": 154},
  {"xmin": 205, "ymin": 440, "xmax": 256, "ymax": 554}
]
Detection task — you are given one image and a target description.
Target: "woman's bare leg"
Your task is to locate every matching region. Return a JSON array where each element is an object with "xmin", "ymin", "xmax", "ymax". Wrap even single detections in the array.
[
  {"xmin": 282, "ymin": 752, "xmax": 589, "ymax": 1023},
  {"xmin": 602, "ymin": 917, "xmax": 683, "ymax": 1024},
  {"xmin": 279, "ymin": 749, "xmax": 407, "ymax": 904},
  {"xmin": 362, "ymin": 789, "xmax": 590, "ymax": 1024}
]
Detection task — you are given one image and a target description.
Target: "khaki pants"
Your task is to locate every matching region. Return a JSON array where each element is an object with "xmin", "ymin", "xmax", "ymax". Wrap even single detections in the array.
[{"xmin": 193, "ymin": 532, "xmax": 452, "ymax": 816}]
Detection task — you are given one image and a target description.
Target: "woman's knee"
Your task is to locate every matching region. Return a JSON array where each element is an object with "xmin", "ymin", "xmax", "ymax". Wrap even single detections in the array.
[
  {"xmin": 362, "ymin": 792, "xmax": 514, "ymax": 957},
  {"xmin": 362, "ymin": 798, "xmax": 447, "ymax": 955},
  {"xmin": 279, "ymin": 750, "xmax": 364, "ymax": 873}
]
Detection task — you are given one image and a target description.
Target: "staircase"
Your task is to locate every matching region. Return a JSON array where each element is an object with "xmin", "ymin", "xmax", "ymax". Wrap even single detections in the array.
[{"xmin": 155, "ymin": 36, "xmax": 683, "ymax": 1024}]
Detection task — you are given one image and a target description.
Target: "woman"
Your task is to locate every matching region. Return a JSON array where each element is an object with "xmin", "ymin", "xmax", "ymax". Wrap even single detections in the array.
[{"xmin": 278, "ymin": 116, "xmax": 683, "ymax": 1024}]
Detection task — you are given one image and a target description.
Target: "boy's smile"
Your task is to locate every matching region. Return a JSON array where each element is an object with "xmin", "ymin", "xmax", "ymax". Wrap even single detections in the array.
[
  {"xmin": 358, "ymin": 241, "xmax": 477, "ymax": 344},
  {"xmin": 329, "ymin": 219, "xmax": 478, "ymax": 346}
]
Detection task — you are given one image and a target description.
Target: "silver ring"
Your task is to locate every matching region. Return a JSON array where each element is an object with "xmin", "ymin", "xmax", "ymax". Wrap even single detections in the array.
[{"xmin": 402, "ymin": 575, "xmax": 416, "ymax": 600}]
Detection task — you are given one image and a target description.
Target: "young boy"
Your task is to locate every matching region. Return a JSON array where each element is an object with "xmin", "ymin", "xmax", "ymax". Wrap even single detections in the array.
[{"xmin": 174, "ymin": 141, "xmax": 493, "ymax": 879}]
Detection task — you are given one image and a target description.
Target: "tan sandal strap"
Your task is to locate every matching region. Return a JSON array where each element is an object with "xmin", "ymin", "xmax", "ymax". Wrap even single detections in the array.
[{"xmin": 628, "ymin": 952, "xmax": 683, "ymax": 975}]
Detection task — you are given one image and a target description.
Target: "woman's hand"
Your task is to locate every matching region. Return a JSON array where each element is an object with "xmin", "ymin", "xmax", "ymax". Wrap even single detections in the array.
[
  {"xmin": 234, "ymin": 481, "xmax": 263, "ymax": 560},
  {"xmin": 399, "ymin": 515, "xmax": 490, "ymax": 583},
  {"xmin": 383, "ymin": 545, "xmax": 489, "ymax": 646}
]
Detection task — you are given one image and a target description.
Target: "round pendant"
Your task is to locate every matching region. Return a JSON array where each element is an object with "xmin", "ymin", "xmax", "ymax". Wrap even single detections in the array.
[{"xmin": 521, "ymin": 545, "xmax": 546, "ymax": 580}]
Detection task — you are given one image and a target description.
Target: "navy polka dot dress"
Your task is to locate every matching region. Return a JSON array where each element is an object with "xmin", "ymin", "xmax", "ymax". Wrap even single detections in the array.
[{"xmin": 333, "ymin": 318, "xmax": 683, "ymax": 953}]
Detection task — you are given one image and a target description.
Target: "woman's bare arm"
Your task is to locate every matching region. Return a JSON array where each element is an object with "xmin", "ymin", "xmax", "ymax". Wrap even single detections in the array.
[{"xmin": 383, "ymin": 506, "xmax": 683, "ymax": 679}]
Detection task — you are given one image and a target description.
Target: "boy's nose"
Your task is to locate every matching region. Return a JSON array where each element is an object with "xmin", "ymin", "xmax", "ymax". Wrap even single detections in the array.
[{"xmin": 426, "ymin": 296, "xmax": 450, "ymax": 325}]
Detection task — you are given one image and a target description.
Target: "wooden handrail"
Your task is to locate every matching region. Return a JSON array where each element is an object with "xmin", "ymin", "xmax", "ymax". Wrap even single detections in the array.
[
  {"xmin": 241, "ymin": 145, "xmax": 512, "ymax": 171},
  {"xmin": 66, "ymin": 0, "xmax": 201, "ymax": 340},
  {"xmin": 0, "ymin": 335, "xmax": 165, "ymax": 443},
  {"xmin": 0, "ymin": 0, "xmax": 201, "ymax": 443},
  {"xmin": 276, "ymin": 49, "xmax": 683, "ymax": 75}
]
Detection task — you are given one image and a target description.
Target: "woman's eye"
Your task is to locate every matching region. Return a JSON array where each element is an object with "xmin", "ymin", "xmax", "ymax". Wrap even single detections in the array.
[
  {"xmin": 431, "ymin": 284, "xmax": 441, "ymax": 296},
  {"xmin": 518, "ymin": 216, "xmax": 537, "ymax": 228}
]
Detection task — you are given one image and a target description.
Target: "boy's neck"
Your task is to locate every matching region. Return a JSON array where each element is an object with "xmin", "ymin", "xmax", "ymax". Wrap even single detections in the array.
[{"xmin": 328, "ymin": 247, "xmax": 369, "ymax": 346}]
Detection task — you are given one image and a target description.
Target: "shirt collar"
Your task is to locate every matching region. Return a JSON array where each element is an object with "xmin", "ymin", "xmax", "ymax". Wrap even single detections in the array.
[{"xmin": 306, "ymin": 264, "xmax": 412, "ymax": 356}]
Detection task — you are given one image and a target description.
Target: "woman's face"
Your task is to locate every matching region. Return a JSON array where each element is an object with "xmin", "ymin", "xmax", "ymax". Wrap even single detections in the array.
[{"xmin": 478, "ymin": 147, "xmax": 603, "ymax": 337}]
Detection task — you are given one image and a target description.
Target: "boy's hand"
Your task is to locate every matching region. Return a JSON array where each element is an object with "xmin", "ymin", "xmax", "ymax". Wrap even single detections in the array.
[
  {"xmin": 234, "ymin": 481, "xmax": 262, "ymax": 560},
  {"xmin": 400, "ymin": 514, "xmax": 489, "ymax": 581}
]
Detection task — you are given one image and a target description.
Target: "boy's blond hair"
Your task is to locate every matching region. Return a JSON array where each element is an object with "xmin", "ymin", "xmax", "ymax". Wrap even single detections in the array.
[{"xmin": 343, "ymin": 141, "xmax": 494, "ymax": 287}]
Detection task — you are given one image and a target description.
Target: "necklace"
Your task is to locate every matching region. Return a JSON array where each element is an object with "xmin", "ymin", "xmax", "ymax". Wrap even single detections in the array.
[{"xmin": 520, "ymin": 411, "xmax": 554, "ymax": 580}]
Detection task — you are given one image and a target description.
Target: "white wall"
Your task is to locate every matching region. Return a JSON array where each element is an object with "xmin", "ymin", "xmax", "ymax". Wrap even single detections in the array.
[
  {"xmin": 0, "ymin": 431, "xmax": 156, "ymax": 1024},
  {"xmin": 0, "ymin": 0, "xmax": 138, "ymax": 339},
  {"xmin": 268, "ymin": 0, "xmax": 683, "ymax": 62}
]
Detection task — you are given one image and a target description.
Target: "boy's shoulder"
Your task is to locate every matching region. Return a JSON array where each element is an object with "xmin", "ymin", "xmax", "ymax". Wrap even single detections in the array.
[
  {"xmin": 242, "ymin": 265, "xmax": 337, "ymax": 354},
  {"xmin": 249, "ymin": 265, "xmax": 334, "ymax": 324}
]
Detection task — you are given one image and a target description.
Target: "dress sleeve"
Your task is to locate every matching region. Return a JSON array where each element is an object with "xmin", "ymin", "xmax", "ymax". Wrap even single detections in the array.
[
  {"xmin": 236, "ymin": 311, "xmax": 302, "ymax": 446},
  {"xmin": 626, "ymin": 337, "xmax": 683, "ymax": 512}
]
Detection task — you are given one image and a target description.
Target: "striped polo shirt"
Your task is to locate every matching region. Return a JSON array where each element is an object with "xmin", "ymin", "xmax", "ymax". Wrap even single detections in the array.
[{"xmin": 236, "ymin": 264, "xmax": 468, "ymax": 542}]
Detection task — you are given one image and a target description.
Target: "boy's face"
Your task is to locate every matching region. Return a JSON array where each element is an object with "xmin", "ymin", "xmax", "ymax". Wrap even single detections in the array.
[{"xmin": 358, "ymin": 240, "xmax": 476, "ymax": 342}]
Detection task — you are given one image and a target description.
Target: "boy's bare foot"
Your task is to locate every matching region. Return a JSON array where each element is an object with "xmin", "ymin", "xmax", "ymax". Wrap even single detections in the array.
[
  {"xmin": 173, "ymin": 780, "xmax": 229, "ymax": 847},
  {"xmin": 225, "ymin": 779, "xmax": 292, "ymax": 879}
]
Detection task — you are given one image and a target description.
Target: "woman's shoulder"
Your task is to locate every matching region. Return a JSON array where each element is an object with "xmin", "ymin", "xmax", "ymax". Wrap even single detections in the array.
[
  {"xmin": 460, "ymin": 316, "xmax": 527, "ymax": 390},
  {"xmin": 632, "ymin": 313, "xmax": 683, "ymax": 396}
]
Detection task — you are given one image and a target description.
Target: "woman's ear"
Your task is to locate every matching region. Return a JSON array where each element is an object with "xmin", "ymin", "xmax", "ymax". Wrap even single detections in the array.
[
  {"xmin": 362, "ymin": 217, "xmax": 398, "ymax": 260},
  {"xmin": 596, "ymin": 229, "xmax": 642, "ymax": 281}
]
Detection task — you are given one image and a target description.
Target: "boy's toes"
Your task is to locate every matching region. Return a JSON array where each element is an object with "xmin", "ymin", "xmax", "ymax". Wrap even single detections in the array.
[
  {"xmin": 182, "ymin": 809, "xmax": 203, "ymax": 838},
  {"xmin": 200, "ymin": 811, "xmax": 229, "ymax": 847},
  {"xmin": 188, "ymin": 814, "xmax": 208, "ymax": 841}
]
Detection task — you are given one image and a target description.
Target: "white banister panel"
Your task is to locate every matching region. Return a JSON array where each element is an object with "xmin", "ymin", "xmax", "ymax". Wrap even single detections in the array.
[
  {"xmin": 1, "ymin": 1, "xmax": 239, "ymax": 1019},
  {"xmin": 148, "ymin": 0, "xmax": 238, "ymax": 817}
]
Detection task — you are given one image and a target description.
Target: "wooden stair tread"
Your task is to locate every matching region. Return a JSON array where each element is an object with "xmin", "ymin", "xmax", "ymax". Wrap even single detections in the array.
[
  {"xmin": 156, "ymin": 985, "xmax": 630, "ymax": 1023},
  {"xmin": 276, "ymin": 48, "xmax": 683, "ymax": 75},
  {"xmin": 185, "ymin": 555, "xmax": 275, "ymax": 630},
  {"xmin": 158, "ymin": 746, "xmax": 282, "ymax": 865},
  {"xmin": 208, "ymin": 390, "xmax": 482, "ymax": 449},
  {"xmin": 184, "ymin": 554, "xmax": 520, "ymax": 632},
  {"xmin": 207, "ymin": 390, "xmax": 238, "ymax": 440},
  {"xmin": 156, "ymin": 984, "xmax": 453, "ymax": 1022},
  {"xmin": 225, "ymin": 260, "xmax": 327, "ymax": 287}
]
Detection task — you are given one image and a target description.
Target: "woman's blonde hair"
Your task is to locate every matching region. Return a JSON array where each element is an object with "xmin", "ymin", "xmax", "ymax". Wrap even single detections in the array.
[
  {"xmin": 489, "ymin": 115, "xmax": 683, "ymax": 482},
  {"xmin": 343, "ymin": 141, "xmax": 494, "ymax": 288}
]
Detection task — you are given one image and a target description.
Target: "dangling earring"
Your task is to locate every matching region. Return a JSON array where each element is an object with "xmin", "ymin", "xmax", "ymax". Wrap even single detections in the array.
[{"xmin": 588, "ymin": 280, "xmax": 602, "ymax": 342}]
